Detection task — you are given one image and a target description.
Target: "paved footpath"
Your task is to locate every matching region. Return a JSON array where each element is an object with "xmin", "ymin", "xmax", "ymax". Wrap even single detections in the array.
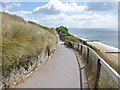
[{"xmin": 20, "ymin": 37, "xmax": 80, "ymax": 88}]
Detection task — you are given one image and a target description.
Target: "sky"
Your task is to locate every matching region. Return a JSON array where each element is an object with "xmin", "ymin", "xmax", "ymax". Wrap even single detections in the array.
[{"xmin": 0, "ymin": 0, "xmax": 118, "ymax": 28}]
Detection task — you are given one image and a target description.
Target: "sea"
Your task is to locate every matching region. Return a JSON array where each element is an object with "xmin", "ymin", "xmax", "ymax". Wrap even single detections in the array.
[{"xmin": 68, "ymin": 28, "xmax": 119, "ymax": 49}]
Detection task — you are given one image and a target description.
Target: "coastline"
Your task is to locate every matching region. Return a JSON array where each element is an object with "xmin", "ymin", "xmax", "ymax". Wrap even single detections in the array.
[
  {"xmin": 88, "ymin": 41, "xmax": 119, "ymax": 65},
  {"xmin": 72, "ymin": 33, "xmax": 119, "ymax": 50},
  {"xmin": 88, "ymin": 41, "xmax": 119, "ymax": 52},
  {"xmin": 71, "ymin": 34, "xmax": 119, "ymax": 65},
  {"xmin": 69, "ymin": 28, "xmax": 118, "ymax": 49}
]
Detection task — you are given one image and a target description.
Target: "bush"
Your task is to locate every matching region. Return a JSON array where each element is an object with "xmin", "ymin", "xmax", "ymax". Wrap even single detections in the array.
[{"xmin": 56, "ymin": 26, "xmax": 70, "ymax": 35}]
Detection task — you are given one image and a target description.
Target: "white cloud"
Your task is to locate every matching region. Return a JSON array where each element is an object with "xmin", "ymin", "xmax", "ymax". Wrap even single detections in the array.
[
  {"xmin": 1, "ymin": 1, "xmax": 117, "ymax": 28},
  {"xmin": 33, "ymin": 0, "xmax": 88, "ymax": 15},
  {"xmin": 6, "ymin": 3, "xmax": 21, "ymax": 9},
  {"xmin": 1, "ymin": 2, "xmax": 21, "ymax": 11},
  {"xmin": 40, "ymin": 13, "xmax": 117, "ymax": 28},
  {"xmin": 11, "ymin": 11, "xmax": 32, "ymax": 18}
]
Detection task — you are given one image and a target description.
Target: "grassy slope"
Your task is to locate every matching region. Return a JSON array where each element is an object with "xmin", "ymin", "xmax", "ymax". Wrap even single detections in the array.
[
  {"xmin": 1, "ymin": 12, "xmax": 57, "ymax": 71},
  {"xmin": 28, "ymin": 21, "xmax": 55, "ymax": 34}
]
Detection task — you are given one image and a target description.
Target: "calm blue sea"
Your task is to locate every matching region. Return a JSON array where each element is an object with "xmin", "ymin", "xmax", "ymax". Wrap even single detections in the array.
[{"xmin": 68, "ymin": 28, "xmax": 119, "ymax": 49}]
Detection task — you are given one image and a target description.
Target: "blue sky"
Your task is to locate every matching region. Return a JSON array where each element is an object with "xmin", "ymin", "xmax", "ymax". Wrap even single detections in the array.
[{"xmin": 1, "ymin": 0, "xmax": 118, "ymax": 28}]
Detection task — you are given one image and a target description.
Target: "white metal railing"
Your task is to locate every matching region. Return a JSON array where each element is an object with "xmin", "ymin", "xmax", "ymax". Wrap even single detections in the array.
[
  {"xmin": 89, "ymin": 47, "xmax": 120, "ymax": 86},
  {"xmin": 76, "ymin": 42, "xmax": 120, "ymax": 88}
]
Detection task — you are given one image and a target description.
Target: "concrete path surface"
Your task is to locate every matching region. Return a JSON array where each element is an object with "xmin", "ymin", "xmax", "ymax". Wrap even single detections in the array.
[{"xmin": 19, "ymin": 36, "xmax": 80, "ymax": 88}]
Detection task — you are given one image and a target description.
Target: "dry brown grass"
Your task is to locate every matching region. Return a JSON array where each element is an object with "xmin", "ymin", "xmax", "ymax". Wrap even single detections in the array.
[{"xmin": 1, "ymin": 12, "xmax": 57, "ymax": 71}]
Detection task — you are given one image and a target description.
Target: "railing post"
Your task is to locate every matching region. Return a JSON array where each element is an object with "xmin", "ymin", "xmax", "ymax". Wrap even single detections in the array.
[
  {"xmin": 80, "ymin": 44, "xmax": 83, "ymax": 55},
  {"xmin": 87, "ymin": 47, "xmax": 89, "ymax": 64},
  {"xmin": 77, "ymin": 43, "xmax": 79, "ymax": 51},
  {"xmin": 94, "ymin": 59, "xmax": 101, "ymax": 89},
  {"xmin": 47, "ymin": 46, "xmax": 50, "ymax": 57}
]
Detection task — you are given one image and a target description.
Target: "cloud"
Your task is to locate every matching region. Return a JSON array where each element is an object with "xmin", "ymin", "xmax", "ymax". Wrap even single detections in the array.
[
  {"xmin": 86, "ymin": 2, "xmax": 117, "ymax": 11},
  {"xmin": 1, "ymin": 1, "xmax": 117, "ymax": 28},
  {"xmin": 1, "ymin": 2, "xmax": 21, "ymax": 11},
  {"xmin": 33, "ymin": 0, "xmax": 87, "ymax": 15},
  {"xmin": 33, "ymin": 0, "xmax": 62, "ymax": 15},
  {"xmin": 41, "ymin": 13, "xmax": 117, "ymax": 28},
  {"xmin": 11, "ymin": 11, "xmax": 32, "ymax": 18},
  {"xmin": 33, "ymin": 4, "xmax": 61, "ymax": 15}
]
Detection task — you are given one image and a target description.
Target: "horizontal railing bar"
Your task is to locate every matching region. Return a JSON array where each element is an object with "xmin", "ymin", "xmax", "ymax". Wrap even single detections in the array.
[
  {"xmin": 88, "ymin": 47, "xmax": 120, "ymax": 86},
  {"xmin": 105, "ymin": 52, "xmax": 120, "ymax": 53},
  {"xmin": 100, "ymin": 58, "xmax": 120, "ymax": 85}
]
